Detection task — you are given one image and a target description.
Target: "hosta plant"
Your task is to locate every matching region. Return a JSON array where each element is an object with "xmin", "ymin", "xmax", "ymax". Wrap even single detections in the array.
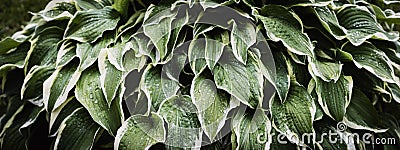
[{"xmin": 1, "ymin": 0, "xmax": 400, "ymax": 149}]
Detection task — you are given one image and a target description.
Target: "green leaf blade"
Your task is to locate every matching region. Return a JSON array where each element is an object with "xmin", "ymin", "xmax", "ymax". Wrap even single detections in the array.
[{"xmin": 64, "ymin": 7, "xmax": 120, "ymax": 43}]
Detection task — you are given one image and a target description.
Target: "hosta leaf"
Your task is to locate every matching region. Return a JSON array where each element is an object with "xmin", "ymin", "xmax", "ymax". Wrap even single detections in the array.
[
  {"xmin": 269, "ymin": 0, "xmax": 332, "ymax": 6},
  {"xmin": 125, "ymin": 91, "xmax": 150, "ymax": 115},
  {"xmin": 0, "ymin": 96, "xmax": 23, "ymax": 130},
  {"xmin": 256, "ymin": 5, "xmax": 315, "ymax": 57},
  {"xmin": 309, "ymin": 57, "xmax": 343, "ymax": 82},
  {"xmin": 232, "ymin": 109, "xmax": 272, "ymax": 150},
  {"xmin": 191, "ymin": 74, "xmax": 239, "ymax": 140},
  {"xmin": 0, "ymin": 104, "xmax": 43, "ymax": 150},
  {"xmin": 141, "ymin": 65, "xmax": 180, "ymax": 110},
  {"xmin": 118, "ymin": 10, "xmax": 145, "ymax": 42},
  {"xmin": 189, "ymin": 38, "xmax": 225, "ymax": 74},
  {"xmin": 114, "ymin": 113, "xmax": 166, "ymax": 150},
  {"xmin": 349, "ymin": 69, "xmax": 389, "ymax": 96},
  {"xmin": 131, "ymin": 31, "xmax": 156, "ymax": 62},
  {"xmin": 370, "ymin": 4, "xmax": 400, "ymax": 24},
  {"xmin": 106, "ymin": 42, "xmax": 131, "ymax": 71},
  {"xmin": 21, "ymin": 66, "xmax": 54, "ymax": 102},
  {"xmin": 98, "ymin": 49, "xmax": 124, "ymax": 106},
  {"xmin": 76, "ymin": 32, "xmax": 114, "ymax": 71},
  {"xmin": 314, "ymin": 121, "xmax": 349, "ymax": 150},
  {"xmin": 123, "ymin": 49, "xmax": 147, "ymax": 72},
  {"xmin": 343, "ymin": 89, "xmax": 387, "ymax": 133},
  {"xmin": 54, "ymin": 107, "xmax": 101, "ymax": 150},
  {"xmin": 43, "ymin": 62, "xmax": 81, "ymax": 112},
  {"xmin": 312, "ymin": 6, "xmax": 346, "ymax": 40},
  {"xmin": 143, "ymin": 5, "xmax": 176, "ymax": 60},
  {"xmin": 158, "ymin": 95, "xmax": 202, "ymax": 149},
  {"xmin": 314, "ymin": 75, "xmax": 353, "ymax": 121},
  {"xmin": 75, "ymin": 66, "xmax": 123, "ymax": 136},
  {"xmin": 205, "ymin": 37, "xmax": 226, "ymax": 71},
  {"xmin": 307, "ymin": 79, "xmax": 324, "ymax": 121},
  {"xmin": 56, "ymin": 40, "xmax": 76, "ymax": 68},
  {"xmin": 273, "ymin": 51, "xmax": 291, "ymax": 102},
  {"xmin": 0, "ymin": 37, "xmax": 21, "ymax": 54},
  {"xmin": 337, "ymin": 5, "xmax": 399, "ymax": 46},
  {"xmin": 388, "ymin": 83, "xmax": 400, "ymax": 103},
  {"xmin": 270, "ymin": 82, "xmax": 315, "ymax": 146},
  {"xmin": 49, "ymin": 97, "xmax": 82, "ymax": 136},
  {"xmin": 75, "ymin": 0, "xmax": 105, "ymax": 10},
  {"xmin": 40, "ymin": 1, "xmax": 76, "ymax": 21},
  {"xmin": 377, "ymin": 113, "xmax": 400, "ymax": 149},
  {"xmin": 163, "ymin": 52, "xmax": 187, "ymax": 82},
  {"xmin": 193, "ymin": 24, "xmax": 215, "ymax": 38},
  {"xmin": 64, "ymin": 7, "xmax": 120, "ymax": 43},
  {"xmin": 113, "ymin": 0, "xmax": 129, "ymax": 19},
  {"xmin": 188, "ymin": 39, "xmax": 207, "ymax": 75},
  {"xmin": 0, "ymin": 41, "xmax": 30, "ymax": 71},
  {"xmin": 27, "ymin": 27, "xmax": 64, "ymax": 67},
  {"xmin": 230, "ymin": 20, "xmax": 256, "ymax": 64},
  {"xmin": 213, "ymin": 50, "xmax": 263, "ymax": 109},
  {"xmin": 342, "ymin": 42, "xmax": 395, "ymax": 83}
]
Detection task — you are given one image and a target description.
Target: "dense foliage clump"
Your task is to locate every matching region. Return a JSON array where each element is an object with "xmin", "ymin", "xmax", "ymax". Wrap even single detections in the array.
[{"xmin": 1, "ymin": 0, "xmax": 400, "ymax": 149}]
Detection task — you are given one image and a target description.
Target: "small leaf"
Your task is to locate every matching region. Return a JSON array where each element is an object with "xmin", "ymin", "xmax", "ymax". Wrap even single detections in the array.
[
  {"xmin": 64, "ymin": 7, "xmax": 120, "ymax": 43},
  {"xmin": 309, "ymin": 57, "xmax": 343, "ymax": 82},
  {"xmin": 188, "ymin": 39, "xmax": 207, "ymax": 75},
  {"xmin": 256, "ymin": 5, "xmax": 315, "ymax": 57},
  {"xmin": 143, "ymin": 5, "xmax": 176, "ymax": 60},
  {"xmin": 56, "ymin": 40, "xmax": 77, "ymax": 68},
  {"xmin": 43, "ymin": 62, "xmax": 81, "ymax": 112},
  {"xmin": 106, "ymin": 42, "xmax": 131, "ymax": 71},
  {"xmin": 49, "ymin": 97, "xmax": 82, "ymax": 136},
  {"xmin": 0, "ymin": 104, "xmax": 43, "ymax": 150},
  {"xmin": 343, "ymin": 89, "xmax": 387, "ymax": 133},
  {"xmin": 337, "ymin": 5, "xmax": 399, "ymax": 46},
  {"xmin": 312, "ymin": 6, "xmax": 346, "ymax": 40},
  {"xmin": 141, "ymin": 65, "xmax": 180, "ymax": 110},
  {"xmin": 189, "ymin": 38, "xmax": 225, "ymax": 74},
  {"xmin": 123, "ymin": 49, "xmax": 147, "ymax": 73},
  {"xmin": 53, "ymin": 108, "xmax": 101, "ymax": 150},
  {"xmin": 230, "ymin": 20, "xmax": 256, "ymax": 64},
  {"xmin": 191, "ymin": 74, "xmax": 238, "ymax": 140},
  {"xmin": 75, "ymin": 0, "xmax": 106, "ymax": 10},
  {"xmin": 75, "ymin": 66, "xmax": 123, "ymax": 136},
  {"xmin": 213, "ymin": 50, "xmax": 263, "ymax": 109},
  {"xmin": 270, "ymin": 82, "xmax": 315, "ymax": 146},
  {"xmin": 342, "ymin": 42, "xmax": 395, "ymax": 83},
  {"xmin": 0, "ymin": 42, "xmax": 30, "ymax": 71},
  {"xmin": 39, "ymin": 1, "xmax": 76, "ymax": 21},
  {"xmin": 158, "ymin": 95, "xmax": 202, "ymax": 149},
  {"xmin": 273, "ymin": 51, "xmax": 291, "ymax": 102},
  {"xmin": 114, "ymin": 113, "xmax": 166, "ymax": 150},
  {"xmin": 314, "ymin": 75, "xmax": 353, "ymax": 121},
  {"xmin": 21, "ymin": 66, "xmax": 54, "ymax": 102},
  {"xmin": 113, "ymin": 0, "xmax": 129, "ymax": 20},
  {"xmin": 0, "ymin": 37, "xmax": 22, "ymax": 54},
  {"xmin": 98, "ymin": 49, "xmax": 124, "ymax": 106},
  {"xmin": 76, "ymin": 32, "xmax": 114, "ymax": 71},
  {"xmin": 232, "ymin": 109, "xmax": 272, "ymax": 150},
  {"xmin": 27, "ymin": 26, "xmax": 64, "ymax": 67}
]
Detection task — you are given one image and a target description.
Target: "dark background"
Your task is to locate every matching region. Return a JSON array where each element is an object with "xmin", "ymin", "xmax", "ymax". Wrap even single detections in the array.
[{"xmin": 0, "ymin": 0, "xmax": 49, "ymax": 39}]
